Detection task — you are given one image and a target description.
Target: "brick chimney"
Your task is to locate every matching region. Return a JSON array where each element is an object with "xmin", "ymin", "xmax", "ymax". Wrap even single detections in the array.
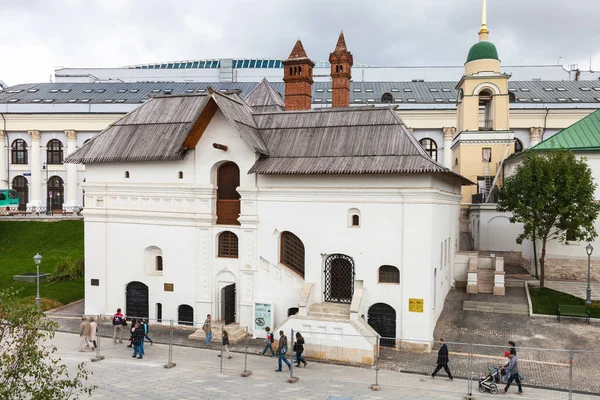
[
  {"xmin": 282, "ymin": 40, "xmax": 314, "ymax": 111},
  {"xmin": 329, "ymin": 32, "xmax": 353, "ymax": 108}
]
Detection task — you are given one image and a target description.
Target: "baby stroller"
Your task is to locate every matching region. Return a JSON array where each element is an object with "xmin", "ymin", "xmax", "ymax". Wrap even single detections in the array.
[{"xmin": 478, "ymin": 366, "xmax": 501, "ymax": 395}]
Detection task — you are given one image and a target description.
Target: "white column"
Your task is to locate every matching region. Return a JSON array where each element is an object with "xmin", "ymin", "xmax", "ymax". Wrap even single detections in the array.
[
  {"xmin": 442, "ymin": 127, "xmax": 455, "ymax": 169},
  {"xmin": 0, "ymin": 131, "xmax": 7, "ymax": 189},
  {"xmin": 63, "ymin": 130, "xmax": 79, "ymax": 212},
  {"xmin": 26, "ymin": 130, "xmax": 43, "ymax": 212},
  {"xmin": 530, "ymin": 127, "xmax": 542, "ymax": 148}
]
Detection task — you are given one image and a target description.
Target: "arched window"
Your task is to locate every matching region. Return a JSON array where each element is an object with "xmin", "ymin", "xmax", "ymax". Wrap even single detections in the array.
[
  {"xmin": 216, "ymin": 162, "xmax": 240, "ymax": 225},
  {"xmin": 47, "ymin": 176, "xmax": 64, "ymax": 210},
  {"xmin": 339, "ymin": 65, "xmax": 343, "ymax": 72},
  {"xmin": 508, "ymin": 92, "xmax": 516, "ymax": 103},
  {"xmin": 12, "ymin": 175, "xmax": 28, "ymax": 211},
  {"xmin": 46, "ymin": 139, "xmax": 64, "ymax": 164},
  {"xmin": 514, "ymin": 138, "xmax": 524, "ymax": 153},
  {"xmin": 381, "ymin": 93, "xmax": 393, "ymax": 103},
  {"xmin": 144, "ymin": 246, "xmax": 163, "ymax": 275},
  {"xmin": 218, "ymin": 231, "xmax": 238, "ymax": 258},
  {"xmin": 11, "ymin": 139, "xmax": 27, "ymax": 164},
  {"xmin": 178, "ymin": 171, "xmax": 183, "ymax": 179},
  {"xmin": 478, "ymin": 90, "xmax": 493, "ymax": 130},
  {"xmin": 379, "ymin": 265, "xmax": 400, "ymax": 284},
  {"xmin": 352, "ymin": 215, "xmax": 360, "ymax": 226},
  {"xmin": 155, "ymin": 256, "xmax": 163, "ymax": 271},
  {"xmin": 419, "ymin": 138, "xmax": 438, "ymax": 162},
  {"xmin": 125, "ymin": 171, "xmax": 130, "ymax": 178},
  {"xmin": 348, "ymin": 208, "xmax": 361, "ymax": 227},
  {"xmin": 280, "ymin": 231, "xmax": 305, "ymax": 278}
]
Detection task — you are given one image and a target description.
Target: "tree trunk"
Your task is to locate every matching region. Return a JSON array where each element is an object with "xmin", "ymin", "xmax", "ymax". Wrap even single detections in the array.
[{"xmin": 539, "ymin": 240, "xmax": 547, "ymax": 288}]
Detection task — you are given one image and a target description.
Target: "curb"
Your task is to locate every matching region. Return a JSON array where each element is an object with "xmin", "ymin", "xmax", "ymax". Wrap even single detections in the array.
[{"xmin": 525, "ymin": 281, "xmax": 600, "ymax": 323}]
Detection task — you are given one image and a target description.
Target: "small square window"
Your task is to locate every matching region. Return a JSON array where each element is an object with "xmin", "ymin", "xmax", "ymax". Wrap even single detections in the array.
[
  {"xmin": 557, "ymin": 98, "xmax": 567, "ymax": 102},
  {"xmin": 434, "ymin": 98, "xmax": 443, "ymax": 102},
  {"xmin": 116, "ymin": 99, "xmax": 125, "ymax": 103},
  {"xmin": 151, "ymin": 89, "xmax": 160, "ymax": 93},
  {"xmin": 185, "ymin": 89, "xmax": 194, "ymax": 93},
  {"xmin": 581, "ymin": 87, "xmax": 591, "ymax": 91},
  {"xmin": 60, "ymin": 89, "xmax": 71, "ymax": 93},
  {"xmin": 367, "ymin": 98, "xmax": 375, "ymax": 102},
  {"xmin": 91, "ymin": 279, "xmax": 99, "ymax": 286},
  {"xmin": 27, "ymin": 89, "xmax": 39, "ymax": 93},
  {"xmin": 391, "ymin": 88, "xmax": 399, "ymax": 92},
  {"xmin": 394, "ymin": 98, "xmax": 402, "ymax": 102},
  {"xmin": 316, "ymin": 89, "xmax": 324, "ymax": 92},
  {"xmin": 32, "ymin": 99, "xmax": 42, "ymax": 103},
  {"xmin": 117, "ymin": 89, "xmax": 127, "ymax": 93},
  {"xmin": 80, "ymin": 99, "xmax": 90, "ymax": 103},
  {"xmin": 404, "ymin": 88, "xmax": 412, "ymax": 92},
  {"xmin": 314, "ymin": 99, "xmax": 322, "ymax": 102},
  {"xmin": 104, "ymin": 99, "xmax": 114, "ymax": 103},
  {"xmin": 197, "ymin": 89, "xmax": 206, "ymax": 93},
  {"xmin": 429, "ymin": 88, "xmax": 438, "ymax": 92},
  {"xmin": 407, "ymin": 98, "xmax": 416, "ymax": 102},
  {"xmin": 442, "ymin": 88, "xmax": 451, "ymax": 92},
  {"xmin": 129, "ymin": 89, "xmax": 139, "ymax": 93},
  {"xmin": 83, "ymin": 89, "xmax": 93, "ymax": 93},
  {"xmin": 557, "ymin": 88, "xmax": 567, "ymax": 91},
  {"xmin": 49, "ymin": 89, "xmax": 59, "ymax": 93},
  {"xmin": 532, "ymin": 98, "xmax": 541, "ymax": 102},
  {"xmin": 520, "ymin": 88, "xmax": 530, "ymax": 92},
  {"xmin": 67, "ymin": 99, "xmax": 77, "ymax": 103},
  {"xmin": 544, "ymin": 88, "xmax": 554, "ymax": 91},
  {"xmin": 366, "ymin": 89, "xmax": 374, "ymax": 92},
  {"xmin": 482, "ymin": 148, "xmax": 492, "ymax": 162},
  {"xmin": 42, "ymin": 99, "xmax": 54, "ymax": 103},
  {"xmin": 353, "ymin": 88, "xmax": 361, "ymax": 92},
  {"xmin": 353, "ymin": 99, "xmax": 362, "ymax": 103},
  {"xmin": 571, "ymin": 98, "xmax": 581, "ymax": 102},
  {"xmin": 95, "ymin": 89, "xmax": 105, "ymax": 93}
]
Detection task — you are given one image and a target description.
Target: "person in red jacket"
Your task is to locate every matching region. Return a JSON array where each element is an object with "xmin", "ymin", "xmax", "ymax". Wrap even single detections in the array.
[{"xmin": 112, "ymin": 308, "xmax": 125, "ymax": 344}]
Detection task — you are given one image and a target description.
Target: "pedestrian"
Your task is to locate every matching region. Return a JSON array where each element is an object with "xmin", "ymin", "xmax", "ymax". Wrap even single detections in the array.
[
  {"xmin": 508, "ymin": 341, "xmax": 517, "ymax": 356},
  {"xmin": 131, "ymin": 321, "xmax": 145, "ymax": 359},
  {"xmin": 79, "ymin": 316, "xmax": 91, "ymax": 352},
  {"xmin": 127, "ymin": 318, "xmax": 137, "ymax": 348},
  {"xmin": 275, "ymin": 330, "xmax": 291, "ymax": 372},
  {"xmin": 503, "ymin": 353, "xmax": 523, "ymax": 395},
  {"xmin": 89, "ymin": 317, "xmax": 98, "ymax": 349},
  {"xmin": 143, "ymin": 319, "xmax": 153, "ymax": 345},
  {"xmin": 202, "ymin": 314, "xmax": 212, "ymax": 348},
  {"xmin": 112, "ymin": 308, "xmax": 125, "ymax": 344},
  {"xmin": 260, "ymin": 327, "xmax": 275, "ymax": 357},
  {"xmin": 431, "ymin": 338, "xmax": 453, "ymax": 381},
  {"xmin": 218, "ymin": 330, "xmax": 233, "ymax": 359},
  {"xmin": 294, "ymin": 332, "xmax": 307, "ymax": 367}
]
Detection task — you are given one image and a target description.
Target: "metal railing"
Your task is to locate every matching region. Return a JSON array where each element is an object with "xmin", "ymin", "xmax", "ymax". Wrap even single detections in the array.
[{"xmin": 48, "ymin": 313, "xmax": 599, "ymax": 399}]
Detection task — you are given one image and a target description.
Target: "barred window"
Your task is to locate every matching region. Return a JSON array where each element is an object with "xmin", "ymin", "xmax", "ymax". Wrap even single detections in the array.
[
  {"xmin": 11, "ymin": 139, "xmax": 28, "ymax": 164},
  {"xmin": 218, "ymin": 231, "xmax": 238, "ymax": 258},
  {"xmin": 155, "ymin": 256, "xmax": 163, "ymax": 271},
  {"xmin": 379, "ymin": 265, "xmax": 400, "ymax": 284},
  {"xmin": 280, "ymin": 231, "xmax": 305, "ymax": 278},
  {"xmin": 46, "ymin": 139, "xmax": 64, "ymax": 164}
]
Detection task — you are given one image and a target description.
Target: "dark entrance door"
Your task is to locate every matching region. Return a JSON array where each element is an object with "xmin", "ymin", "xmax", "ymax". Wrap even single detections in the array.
[
  {"xmin": 12, "ymin": 176, "xmax": 28, "ymax": 211},
  {"xmin": 216, "ymin": 162, "xmax": 240, "ymax": 225},
  {"xmin": 178, "ymin": 304, "xmax": 194, "ymax": 326},
  {"xmin": 324, "ymin": 254, "xmax": 354, "ymax": 303},
  {"xmin": 221, "ymin": 283, "xmax": 236, "ymax": 325},
  {"xmin": 126, "ymin": 281, "xmax": 149, "ymax": 319},
  {"xmin": 47, "ymin": 176, "xmax": 64, "ymax": 211},
  {"xmin": 368, "ymin": 303, "xmax": 397, "ymax": 347}
]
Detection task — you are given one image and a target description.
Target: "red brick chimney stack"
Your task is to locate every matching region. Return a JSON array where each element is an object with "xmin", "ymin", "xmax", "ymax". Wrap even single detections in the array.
[
  {"xmin": 329, "ymin": 32, "xmax": 353, "ymax": 108},
  {"xmin": 282, "ymin": 40, "xmax": 315, "ymax": 111}
]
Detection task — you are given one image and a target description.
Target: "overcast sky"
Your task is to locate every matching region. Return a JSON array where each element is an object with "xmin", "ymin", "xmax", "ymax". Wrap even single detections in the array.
[{"xmin": 1, "ymin": 0, "xmax": 599, "ymax": 86}]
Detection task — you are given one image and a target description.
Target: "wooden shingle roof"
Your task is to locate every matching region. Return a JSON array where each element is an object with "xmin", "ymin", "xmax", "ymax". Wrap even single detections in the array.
[{"xmin": 244, "ymin": 78, "xmax": 285, "ymax": 112}]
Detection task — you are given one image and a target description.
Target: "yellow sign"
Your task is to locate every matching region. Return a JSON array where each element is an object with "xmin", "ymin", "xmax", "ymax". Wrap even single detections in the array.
[{"xmin": 408, "ymin": 298, "xmax": 424, "ymax": 313}]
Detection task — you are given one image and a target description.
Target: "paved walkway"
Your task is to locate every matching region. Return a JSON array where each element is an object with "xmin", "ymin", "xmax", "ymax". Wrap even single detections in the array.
[
  {"xmin": 528, "ymin": 280, "xmax": 600, "ymax": 301},
  {"xmin": 51, "ymin": 332, "xmax": 597, "ymax": 399}
]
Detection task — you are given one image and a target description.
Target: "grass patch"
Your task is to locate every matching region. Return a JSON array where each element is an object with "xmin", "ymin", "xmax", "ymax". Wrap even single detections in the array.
[
  {"xmin": 529, "ymin": 286, "xmax": 600, "ymax": 318},
  {"xmin": 0, "ymin": 220, "xmax": 84, "ymax": 307}
]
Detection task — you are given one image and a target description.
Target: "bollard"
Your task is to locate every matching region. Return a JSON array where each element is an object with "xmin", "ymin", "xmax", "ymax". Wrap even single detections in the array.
[
  {"xmin": 288, "ymin": 328, "xmax": 298, "ymax": 383},
  {"xmin": 370, "ymin": 335, "xmax": 380, "ymax": 391},
  {"xmin": 164, "ymin": 320, "xmax": 176, "ymax": 368},
  {"xmin": 220, "ymin": 341, "xmax": 224, "ymax": 373},
  {"xmin": 241, "ymin": 326, "xmax": 252, "ymax": 377},
  {"xmin": 91, "ymin": 327, "xmax": 105, "ymax": 362}
]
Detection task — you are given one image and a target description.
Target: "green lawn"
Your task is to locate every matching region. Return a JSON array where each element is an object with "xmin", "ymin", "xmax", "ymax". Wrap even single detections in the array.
[
  {"xmin": 529, "ymin": 287, "xmax": 600, "ymax": 319},
  {"xmin": 0, "ymin": 220, "xmax": 84, "ymax": 308}
]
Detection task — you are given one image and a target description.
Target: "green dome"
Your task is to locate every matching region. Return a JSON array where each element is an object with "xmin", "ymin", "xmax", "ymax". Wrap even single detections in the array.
[{"xmin": 466, "ymin": 41, "xmax": 499, "ymax": 63}]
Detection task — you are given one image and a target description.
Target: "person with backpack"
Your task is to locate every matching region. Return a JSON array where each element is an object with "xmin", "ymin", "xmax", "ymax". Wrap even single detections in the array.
[
  {"xmin": 202, "ymin": 314, "xmax": 212, "ymax": 348},
  {"xmin": 275, "ymin": 330, "xmax": 291, "ymax": 372},
  {"xmin": 218, "ymin": 330, "xmax": 233, "ymax": 359},
  {"xmin": 294, "ymin": 332, "xmax": 307, "ymax": 367},
  {"xmin": 112, "ymin": 308, "xmax": 125, "ymax": 344},
  {"xmin": 131, "ymin": 321, "xmax": 145, "ymax": 359},
  {"xmin": 143, "ymin": 319, "xmax": 153, "ymax": 345},
  {"xmin": 260, "ymin": 327, "xmax": 275, "ymax": 357}
]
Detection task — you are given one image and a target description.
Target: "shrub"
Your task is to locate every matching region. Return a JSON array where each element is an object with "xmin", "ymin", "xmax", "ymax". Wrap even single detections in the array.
[{"xmin": 49, "ymin": 257, "xmax": 84, "ymax": 282}]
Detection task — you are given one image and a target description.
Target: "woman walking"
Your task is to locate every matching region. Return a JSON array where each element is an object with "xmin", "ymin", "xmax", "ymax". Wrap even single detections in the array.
[
  {"xmin": 218, "ymin": 330, "xmax": 233, "ymax": 359},
  {"xmin": 294, "ymin": 332, "xmax": 307, "ymax": 367}
]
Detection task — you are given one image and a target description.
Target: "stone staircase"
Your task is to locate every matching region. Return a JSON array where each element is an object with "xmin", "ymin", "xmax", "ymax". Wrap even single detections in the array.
[
  {"xmin": 188, "ymin": 322, "xmax": 247, "ymax": 344},
  {"xmin": 477, "ymin": 268, "xmax": 495, "ymax": 294},
  {"xmin": 307, "ymin": 302, "xmax": 351, "ymax": 320},
  {"xmin": 463, "ymin": 300, "xmax": 529, "ymax": 316}
]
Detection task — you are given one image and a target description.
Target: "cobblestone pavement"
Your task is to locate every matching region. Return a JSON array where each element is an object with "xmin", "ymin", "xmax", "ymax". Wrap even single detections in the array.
[
  {"xmin": 51, "ymin": 332, "xmax": 598, "ymax": 400},
  {"xmin": 528, "ymin": 280, "xmax": 600, "ymax": 301}
]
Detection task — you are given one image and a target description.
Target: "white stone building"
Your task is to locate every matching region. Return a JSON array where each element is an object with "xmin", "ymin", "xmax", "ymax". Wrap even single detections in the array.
[{"xmin": 68, "ymin": 38, "xmax": 470, "ymax": 345}]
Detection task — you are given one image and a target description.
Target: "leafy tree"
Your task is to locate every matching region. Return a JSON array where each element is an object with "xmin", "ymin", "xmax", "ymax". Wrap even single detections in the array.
[
  {"xmin": 0, "ymin": 288, "xmax": 96, "ymax": 399},
  {"xmin": 498, "ymin": 149, "xmax": 600, "ymax": 288}
]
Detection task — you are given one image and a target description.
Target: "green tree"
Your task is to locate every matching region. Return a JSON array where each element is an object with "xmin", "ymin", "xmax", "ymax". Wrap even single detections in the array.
[
  {"xmin": 0, "ymin": 288, "xmax": 96, "ymax": 399},
  {"xmin": 498, "ymin": 149, "xmax": 600, "ymax": 288}
]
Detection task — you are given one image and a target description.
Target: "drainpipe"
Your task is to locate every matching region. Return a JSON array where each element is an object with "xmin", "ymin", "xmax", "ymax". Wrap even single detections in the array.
[{"xmin": 1, "ymin": 113, "xmax": 7, "ymax": 189}]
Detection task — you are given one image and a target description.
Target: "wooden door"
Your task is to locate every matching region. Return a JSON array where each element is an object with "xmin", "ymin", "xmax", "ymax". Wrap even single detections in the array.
[
  {"xmin": 222, "ymin": 284, "xmax": 236, "ymax": 325},
  {"xmin": 12, "ymin": 176, "xmax": 28, "ymax": 211},
  {"xmin": 216, "ymin": 162, "xmax": 240, "ymax": 225}
]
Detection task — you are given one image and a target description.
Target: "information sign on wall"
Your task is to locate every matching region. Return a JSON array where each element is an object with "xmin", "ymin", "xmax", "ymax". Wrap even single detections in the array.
[
  {"xmin": 254, "ymin": 303, "xmax": 273, "ymax": 338},
  {"xmin": 408, "ymin": 298, "xmax": 424, "ymax": 313}
]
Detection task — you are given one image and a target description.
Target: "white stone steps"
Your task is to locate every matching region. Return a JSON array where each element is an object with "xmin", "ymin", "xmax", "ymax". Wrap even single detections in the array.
[{"xmin": 463, "ymin": 300, "xmax": 529, "ymax": 316}]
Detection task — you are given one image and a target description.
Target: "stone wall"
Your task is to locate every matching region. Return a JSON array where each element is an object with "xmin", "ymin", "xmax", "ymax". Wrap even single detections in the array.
[{"xmin": 533, "ymin": 258, "xmax": 600, "ymax": 281}]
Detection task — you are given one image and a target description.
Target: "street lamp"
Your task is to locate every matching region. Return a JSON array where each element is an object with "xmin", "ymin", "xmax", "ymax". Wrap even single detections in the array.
[
  {"xmin": 585, "ymin": 244, "xmax": 593, "ymax": 305},
  {"xmin": 33, "ymin": 253, "xmax": 43, "ymax": 309},
  {"xmin": 42, "ymin": 162, "xmax": 49, "ymax": 215}
]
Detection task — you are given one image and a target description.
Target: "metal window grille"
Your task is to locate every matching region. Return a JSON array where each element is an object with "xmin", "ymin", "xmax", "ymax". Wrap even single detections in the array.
[
  {"xmin": 379, "ymin": 265, "xmax": 400, "ymax": 283},
  {"xmin": 280, "ymin": 232, "xmax": 305, "ymax": 277},
  {"xmin": 218, "ymin": 231, "xmax": 239, "ymax": 258}
]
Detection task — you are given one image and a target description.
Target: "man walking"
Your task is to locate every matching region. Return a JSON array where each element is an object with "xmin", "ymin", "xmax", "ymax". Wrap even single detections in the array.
[
  {"xmin": 275, "ymin": 330, "xmax": 291, "ymax": 372},
  {"xmin": 203, "ymin": 314, "xmax": 212, "ymax": 348},
  {"xmin": 503, "ymin": 353, "xmax": 523, "ymax": 395},
  {"xmin": 79, "ymin": 316, "xmax": 91, "ymax": 352},
  {"xmin": 112, "ymin": 308, "xmax": 125, "ymax": 344},
  {"xmin": 131, "ymin": 321, "xmax": 145, "ymax": 359},
  {"xmin": 431, "ymin": 338, "xmax": 453, "ymax": 381},
  {"xmin": 142, "ymin": 319, "xmax": 153, "ymax": 345},
  {"xmin": 89, "ymin": 316, "xmax": 98, "ymax": 349}
]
